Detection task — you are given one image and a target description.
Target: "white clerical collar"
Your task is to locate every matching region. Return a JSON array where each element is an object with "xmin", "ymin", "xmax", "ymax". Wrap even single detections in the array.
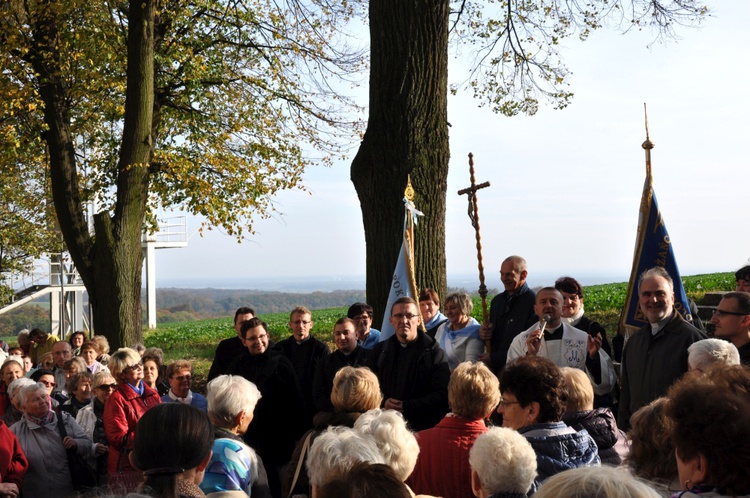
[
  {"xmin": 168, "ymin": 389, "xmax": 193, "ymax": 405},
  {"xmin": 650, "ymin": 313, "xmax": 673, "ymax": 335}
]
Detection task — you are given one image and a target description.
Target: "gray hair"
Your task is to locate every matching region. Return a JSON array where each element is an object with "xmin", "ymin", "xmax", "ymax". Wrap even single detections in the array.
[
  {"xmin": 688, "ymin": 339, "xmax": 740, "ymax": 372},
  {"xmin": 444, "ymin": 292, "xmax": 474, "ymax": 317},
  {"xmin": 354, "ymin": 409, "xmax": 420, "ymax": 481},
  {"xmin": 8, "ymin": 377, "xmax": 36, "ymax": 400},
  {"xmin": 533, "ymin": 466, "xmax": 662, "ymax": 498},
  {"xmin": 306, "ymin": 426, "xmax": 384, "ymax": 487},
  {"xmin": 469, "ymin": 427, "xmax": 537, "ymax": 495},
  {"xmin": 638, "ymin": 267, "xmax": 674, "ymax": 294},
  {"xmin": 17, "ymin": 382, "xmax": 48, "ymax": 408},
  {"xmin": 206, "ymin": 375, "xmax": 262, "ymax": 428}
]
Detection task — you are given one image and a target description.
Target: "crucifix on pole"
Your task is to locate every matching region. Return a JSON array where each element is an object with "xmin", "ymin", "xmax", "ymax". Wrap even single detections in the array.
[{"xmin": 457, "ymin": 152, "xmax": 492, "ymax": 352}]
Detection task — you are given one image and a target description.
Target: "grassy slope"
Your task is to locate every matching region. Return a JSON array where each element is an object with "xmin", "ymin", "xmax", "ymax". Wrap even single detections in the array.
[{"xmin": 141, "ymin": 272, "xmax": 735, "ymax": 391}]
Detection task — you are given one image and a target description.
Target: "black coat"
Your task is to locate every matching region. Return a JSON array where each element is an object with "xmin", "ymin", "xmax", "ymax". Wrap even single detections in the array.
[{"xmin": 370, "ymin": 331, "xmax": 450, "ymax": 431}]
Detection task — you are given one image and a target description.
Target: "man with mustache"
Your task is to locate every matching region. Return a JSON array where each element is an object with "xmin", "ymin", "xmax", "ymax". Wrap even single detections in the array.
[{"xmin": 617, "ymin": 266, "xmax": 705, "ymax": 431}]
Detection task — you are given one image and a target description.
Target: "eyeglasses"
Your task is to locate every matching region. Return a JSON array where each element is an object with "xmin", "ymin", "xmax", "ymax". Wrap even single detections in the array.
[
  {"xmin": 291, "ymin": 320, "xmax": 312, "ymax": 326},
  {"xmin": 39, "ymin": 380, "xmax": 57, "ymax": 388},
  {"xmin": 95, "ymin": 384, "xmax": 117, "ymax": 391},
  {"xmin": 245, "ymin": 334, "xmax": 268, "ymax": 343},
  {"xmin": 173, "ymin": 375, "xmax": 192, "ymax": 382},
  {"xmin": 498, "ymin": 398, "xmax": 521, "ymax": 408},
  {"xmin": 712, "ymin": 309, "xmax": 749, "ymax": 318},
  {"xmin": 123, "ymin": 361, "xmax": 143, "ymax": 372},
  {"xmin": 392, "ymin": 313, "xmax": 419, "ymax": 321}
]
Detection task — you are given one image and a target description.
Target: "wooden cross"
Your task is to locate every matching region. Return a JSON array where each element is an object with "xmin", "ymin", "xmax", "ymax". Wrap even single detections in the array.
[{"xmin": 457, "ymin": 153, "xmax": 492, "ymax": 351}]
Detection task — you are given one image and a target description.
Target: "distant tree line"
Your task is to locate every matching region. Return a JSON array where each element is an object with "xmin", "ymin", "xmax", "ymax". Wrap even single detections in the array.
[{"xmin": 150, "ymin": 288, "xmax": 368, "ymax": 323}]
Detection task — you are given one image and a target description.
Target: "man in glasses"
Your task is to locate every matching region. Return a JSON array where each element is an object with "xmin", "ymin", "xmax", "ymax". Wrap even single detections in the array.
[
  {"xmin": 710, "ymin": 291, "xmax": 750, "ymax": 365},
  {"xmin": 618, "ymin": 267, "xmax": 706, "ymax": 431},
  {"xmin": 207, "ymin": 306, "xmax": 256, "ymax": 381},
  {"xmin": 227, "ymin": 317, "xmax": 307, "ymax": 498},
  {"xmin": 370, "ymin": 297, "xmax": 450, "ymax": 432},
  {"xmin": 273, "ymin": 306, "xmax": 330, "ymax": 425}
]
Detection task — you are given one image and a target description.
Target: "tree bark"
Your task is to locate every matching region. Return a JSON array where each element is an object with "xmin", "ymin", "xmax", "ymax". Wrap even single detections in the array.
[
  {"xmin": 351, "ymin": 0, "xmax": 450, "ymax": 327},
  {"xmin": 31, "ymin": 0, "xmax": 155, "ymax": 349}
]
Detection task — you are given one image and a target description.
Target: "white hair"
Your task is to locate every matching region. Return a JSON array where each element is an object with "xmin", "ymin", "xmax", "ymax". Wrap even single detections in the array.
[
  {"xmin": 688, "ymin": 339, "xmax": 740, "ymax": 371},
  {"xmin": 17, "ymin": 382, "xmax": 47, "ymax": 408},
  {"xmin": 306, "ymin": 426, "xmax": 384, "ymax": 487},
  {"xmin": 469, "ymin": 427, "xmax": 537, "ymax": 495},
  {"xmin": 206, "ymin": 375, "xmax": 262, "ymax": 428},
  {"xmin": 8, "ymin": 377, "xmax": 35, "ymax": 400},
  {"xmin": 353, "ymin": 408, "xmax": 420, "ymax": 481},
  {"xmin": 534, "ymin": 466, "xmax": 662, "ymax": 498}
]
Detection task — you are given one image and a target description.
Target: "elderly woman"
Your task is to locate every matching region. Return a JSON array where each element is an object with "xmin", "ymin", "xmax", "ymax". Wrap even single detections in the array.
[
  {"xmin": 30, "ymin": 368, "xmax": 60, "ymax": 408},
  {"xmin": 435, "ymin": 292, "xmax": 483, "ymax": 370},
  {"xmin": 61, "ymin": 371, "xmax": 94, "ymax": 418},
  {"xmin": 2, "ymin": 378, "xmax": 35, "ymax": 426},
  {"xmin": 469, "ymin": 427, "xmax": 537, "ymax": 498},
  {"xmin": 10, "ymin": 382, "xmax": 92, "ymax": 497},
  {"xmin": 498, "ymin": 356, "xmax": 599, "ymax": 491},
  {"xmin": 624, "ymin": 397, "xmax": 679, "ymax": 494},
  {"xmin": 90, "ymin": 335, "xmax": 110, "ymax": 366},
  {"xmin": 1, "ymin": 359, "xmax": 24, "ymax": 417},
  {"xmin": 534, "ymin": 467, "xmax": 662, "ymax": 498},
  {"xmin": 104, "ymin": 347, "xmax": 161, "ymax": 489},
  {"xmin": 68, "ymin": 331, "xmax": 87, "ymax": 356},
  {"xmin": 161, "ymin": 360, "xmax": 208, "ymax": 412},
  {"xmin": 354, "ymin": 408, "xmax": 432, "ymax": 497},
  {"xmin": 408, "ymin": 361, "xmax": 500, "ymax": 498},
  {"xmin": 79, "ymin": 341, "xmax": 104, "ymax": 375},
  {"xmin": 204, "ymin": 374, "xmax": 270, "ymax": 498},
  {"xmin": 283, "ymin": 366, "xmax": 383, "ymax": 498},
  {"xmin": 130, "ymin": 403, "xmax": 214, "ymax": 498},
  {"xmin": 142, "ymin": 348, "xmax": 170, "ymax": 396},
  {"xmin": 0, "ymin": 416, "xmax": 27, "ymax": 498},
  {"xmin": 420, "ymin": 288, "xmax": 448, "ymax": 338},
  {"xmin": 560, "ymin": 367, "xmax": 626, "ymax": 465},
  {"xmin": 687, "ymin": 339, "xmax": 740, "ymax": 372},
  {"xmin": 77, "ymin": 371, "xmax": 114, "ymax": 485},
  {"xmin": 665, "ymin": 365, "xmax": 750, "ymax": 497},
  {"xmin": 307, "ymin": 425, "xmax": 385, "ymax": 498}
]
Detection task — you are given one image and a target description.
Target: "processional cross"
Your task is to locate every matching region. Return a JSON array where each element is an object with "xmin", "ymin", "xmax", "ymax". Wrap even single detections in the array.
[{"xmin": 457, "ymin": 153, "xmax": 492, "ymax": 352}]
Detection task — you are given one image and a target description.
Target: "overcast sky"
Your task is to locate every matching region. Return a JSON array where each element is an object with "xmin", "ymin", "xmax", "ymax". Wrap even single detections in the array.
[{"xmin": 152, "ymin": 0, "xmax": 749, "ymax": 291}]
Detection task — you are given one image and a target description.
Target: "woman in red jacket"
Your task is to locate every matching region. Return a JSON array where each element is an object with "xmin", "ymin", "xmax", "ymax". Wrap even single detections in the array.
[
  {"xmin": 104, "ymin": 347, "xmax": 161, "ymax": 491},
  {"xmin": 0, "ymin": 419, "xmax": 28, "ymax": 498}
]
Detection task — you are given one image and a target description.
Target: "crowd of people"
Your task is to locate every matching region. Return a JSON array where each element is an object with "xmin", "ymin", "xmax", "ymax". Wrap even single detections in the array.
[{"xmin": 0, "ymin": 260, "xmax": 749, "ymax": 498}]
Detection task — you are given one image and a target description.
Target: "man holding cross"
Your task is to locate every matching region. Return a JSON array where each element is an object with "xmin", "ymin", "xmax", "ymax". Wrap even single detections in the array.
[{"xmin": 479, "ymin": 256, "xmax": 538, "ymax": 375}]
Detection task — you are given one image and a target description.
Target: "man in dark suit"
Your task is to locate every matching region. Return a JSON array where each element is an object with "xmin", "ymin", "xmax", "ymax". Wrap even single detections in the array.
[
  {"xmin": 618, "ymin": 267, "xmax": 706, "ymax": 430},
  {"xmin": 207, "ymin": 306, "xmax": 254, "ymax": 381},
  {"xmin": 479, "ymin": 255, "xmax": 538, "ymax": 375}
]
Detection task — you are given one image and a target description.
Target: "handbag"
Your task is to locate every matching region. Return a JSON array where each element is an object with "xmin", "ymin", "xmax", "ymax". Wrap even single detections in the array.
[
  {"xmin": 108, "ymin": 432, "xmax": 143, "ymax": 493},
  {"xmin": 55, "ymin": 409, "xmax": 98, "ymax": 490}
]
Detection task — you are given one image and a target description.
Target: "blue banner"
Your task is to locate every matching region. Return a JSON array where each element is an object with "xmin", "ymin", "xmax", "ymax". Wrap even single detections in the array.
[
  {"xmin": 621, "ymin": 180, "xmax": 693, "ymax": 330},
  {"xmin": 380, "ymin": 240, "xmax": 415, "ymax": 341}
]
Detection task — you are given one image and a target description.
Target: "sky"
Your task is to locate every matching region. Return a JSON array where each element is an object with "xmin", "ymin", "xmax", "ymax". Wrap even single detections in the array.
[{"xmin": 152, "ymin": 1, "xmax": 750, "ymax": 291}]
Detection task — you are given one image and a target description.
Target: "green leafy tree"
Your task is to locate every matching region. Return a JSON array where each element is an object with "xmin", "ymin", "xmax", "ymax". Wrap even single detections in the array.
[
  {"xmin": 0, "ymin": 0, "xmax": 362, "ymax": 347},
  {"xmin": 353, "ymin": 0, "xmax": 708, "ymax": 324}
]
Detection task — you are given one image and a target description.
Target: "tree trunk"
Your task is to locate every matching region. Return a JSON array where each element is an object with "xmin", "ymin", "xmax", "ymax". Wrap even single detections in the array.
[
  {"xmin": 351, "ymin": 0, "xmax": 450, "ymax": 327},
  {"xmin": 32, "ymin": 0, "xmax": 155, "ymax": 349},
  {"xmin": 89, "ymin": 0, "xmax": 156, "ymax": 349}
]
